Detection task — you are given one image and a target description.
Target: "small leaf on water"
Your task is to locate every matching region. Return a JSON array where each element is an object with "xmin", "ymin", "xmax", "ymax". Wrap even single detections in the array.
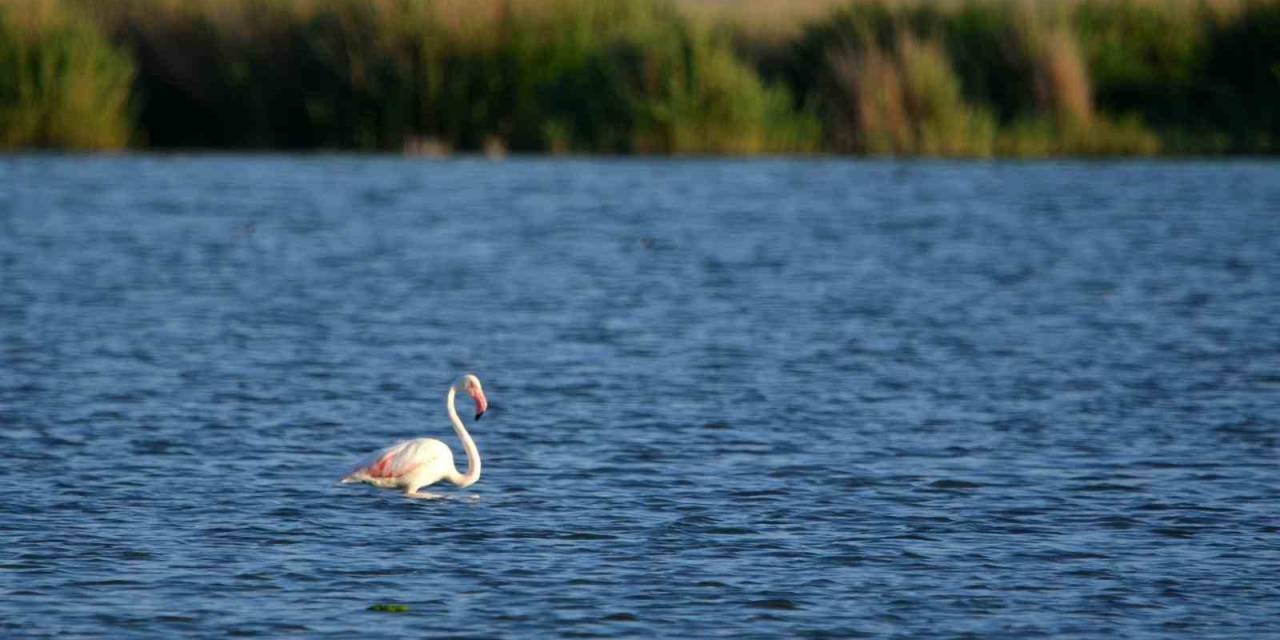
[{"xmin": 368, "ymin": 603, "xmax": 408, "ymax": 613}]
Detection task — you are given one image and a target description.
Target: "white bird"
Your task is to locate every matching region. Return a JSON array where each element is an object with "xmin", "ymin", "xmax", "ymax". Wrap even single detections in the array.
[{"xmin": 341, "ymin": 374, "xmax": 488, "ymax": 499}]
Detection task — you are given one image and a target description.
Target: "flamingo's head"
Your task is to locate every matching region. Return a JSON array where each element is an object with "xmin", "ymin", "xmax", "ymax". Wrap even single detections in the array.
[{"xmin": 458, "ymin": 373, "xmax": 488, "ymax": 420}]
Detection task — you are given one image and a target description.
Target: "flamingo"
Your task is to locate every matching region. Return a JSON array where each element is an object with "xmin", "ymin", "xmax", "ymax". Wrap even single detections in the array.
[{"xmin": 341, "ymin": 374, "xmax": 488, "ymax": 499}]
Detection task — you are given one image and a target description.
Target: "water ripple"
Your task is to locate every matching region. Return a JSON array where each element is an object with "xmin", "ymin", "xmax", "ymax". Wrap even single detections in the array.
[{"xmin": 0, "ymin": 158, "xmax": 1277, "ymax": 638}]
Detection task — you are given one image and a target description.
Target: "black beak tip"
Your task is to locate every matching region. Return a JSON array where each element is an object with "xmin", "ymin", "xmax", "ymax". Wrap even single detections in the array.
[{"xmin": 475, "ymin": 412, "xmax": 484, "ymax": 421}]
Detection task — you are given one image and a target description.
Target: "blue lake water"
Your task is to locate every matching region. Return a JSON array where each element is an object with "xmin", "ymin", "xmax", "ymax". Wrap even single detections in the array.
[{"xmin": 1, "ymin": 156, "xmax": 1278, "ymax": 638}]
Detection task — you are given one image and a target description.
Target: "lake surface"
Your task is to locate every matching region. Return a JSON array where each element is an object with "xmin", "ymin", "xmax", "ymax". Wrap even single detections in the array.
[{"xmin": 1, "ymin": 156, "xmax": 1277, "ymax": 638}]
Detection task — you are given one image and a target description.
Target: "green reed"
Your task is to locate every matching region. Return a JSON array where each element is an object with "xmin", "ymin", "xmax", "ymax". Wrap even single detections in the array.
[
  {"xmin": 0, "ymin": 0, "xmax": 132, "ymax": 149},
  {"xmin": 0, "ymin": 0, "xmax": 1276, "ymax": 154},
  {"xmin": 70, "ymin": 0, "xmax": 816, "ymax": 153}
]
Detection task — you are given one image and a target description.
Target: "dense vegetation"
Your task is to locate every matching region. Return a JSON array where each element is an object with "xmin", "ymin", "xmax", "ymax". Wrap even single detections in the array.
[{"xmin": 0, "ymin": 0, "xmax": 1277, "ymax": 155}]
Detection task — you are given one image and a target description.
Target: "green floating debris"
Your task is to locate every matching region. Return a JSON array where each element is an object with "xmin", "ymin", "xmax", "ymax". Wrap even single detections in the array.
[{"xmin": 368, "ymin": 603, "xmax": 409, "ymax": 613}]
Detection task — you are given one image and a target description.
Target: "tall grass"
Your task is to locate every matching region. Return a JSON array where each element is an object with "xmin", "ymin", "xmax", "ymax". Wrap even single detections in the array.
[
  {"xmin": 0, "ymin": 0, "xmax": 132, "ymax": 149},
  {"xmin": 0, "ymin": 0, "xmax": 1276, "ymax": 154},
  {"xmin": 823, "ymin": 34, "xmax": 995, "ymax": 155},
  {"xmin": 757, "ymin": 0, "xmax": 1276, "ymax": 155},
  {"xmin": 71, "ymin": 0, "xmax": 816, "ymax": 152},
  {"xmin": 788, "ymin": 0, "xmax": 1165, "ymax": 155}
]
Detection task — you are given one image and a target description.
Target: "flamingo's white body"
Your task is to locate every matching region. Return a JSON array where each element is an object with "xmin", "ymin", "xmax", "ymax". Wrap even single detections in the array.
[{"xmin": 341, "ymin": 374, "xmax": 488, "ymax": 499}]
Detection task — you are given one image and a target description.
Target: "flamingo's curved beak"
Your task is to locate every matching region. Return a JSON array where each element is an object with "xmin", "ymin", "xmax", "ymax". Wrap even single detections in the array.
[{"xmin": 470, "ymin": 388, "xmax": 488, "ymax": 421}]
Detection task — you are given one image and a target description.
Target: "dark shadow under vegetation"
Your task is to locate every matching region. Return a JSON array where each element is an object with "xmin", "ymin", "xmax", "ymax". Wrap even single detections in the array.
[{"xmin": 0, "ymin": 0, "xmax": 1277, "ymax": 155}]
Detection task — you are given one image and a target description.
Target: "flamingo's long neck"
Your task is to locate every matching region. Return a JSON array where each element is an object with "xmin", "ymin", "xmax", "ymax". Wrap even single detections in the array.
[{"xmin": 446, "ymin": 386, "xmax": 482, "ymax": 488}]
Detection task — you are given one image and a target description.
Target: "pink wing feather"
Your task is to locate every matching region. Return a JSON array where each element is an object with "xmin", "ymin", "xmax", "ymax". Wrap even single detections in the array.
[{"xmin": 350, "ymin": 439, "xmax": 429, "ymax": 478}]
